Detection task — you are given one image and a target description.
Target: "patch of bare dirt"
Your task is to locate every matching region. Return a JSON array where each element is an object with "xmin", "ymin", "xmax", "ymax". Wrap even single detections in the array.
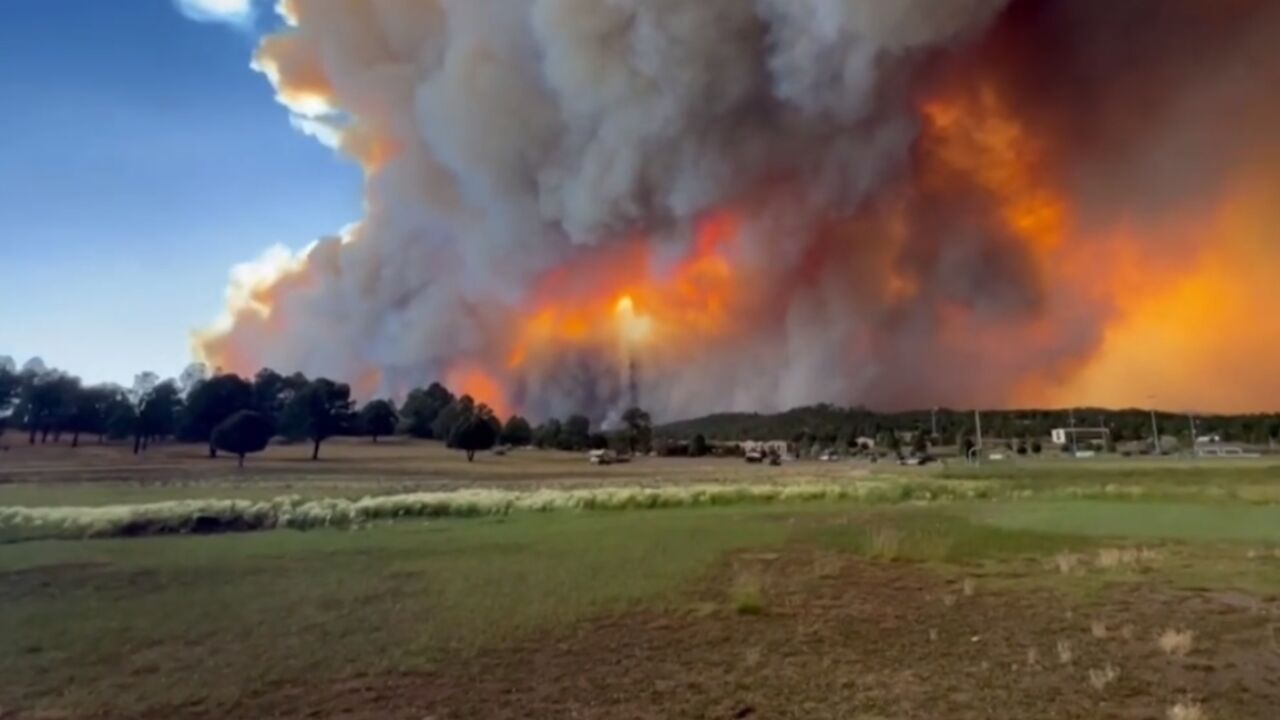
[{"xmin": 102, "ymin": 553, "xmax": 1280, "ymax": 720}]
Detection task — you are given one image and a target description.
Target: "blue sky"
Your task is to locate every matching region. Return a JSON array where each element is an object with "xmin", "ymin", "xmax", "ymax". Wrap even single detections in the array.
[{"xmin": 0, "ymin": 0, "xmax": 361, "ymax": 384}]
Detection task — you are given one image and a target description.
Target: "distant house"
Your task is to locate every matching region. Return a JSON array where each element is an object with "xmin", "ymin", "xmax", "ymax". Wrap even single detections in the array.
[
  {"xmin": 1195, "ymin": 433, "xmax": 1223, "ymax": 445},
  {"xmin": 742, "ymin": 440, "xmax": 793, "ymax": 459},
  {"xmin": 1050, "ymin": 427, "xmax": 1110, "ymax": 447}
]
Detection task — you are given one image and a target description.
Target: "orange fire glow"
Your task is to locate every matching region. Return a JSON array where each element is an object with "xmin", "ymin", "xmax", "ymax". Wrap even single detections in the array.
[
  {"xmin": 445, "ymin": 364, "xmax": 511, "ymax": 419},
  {"xmin": 1054, "ymin": 171, "xmax": 1280, "ymax": 412},
  {"xmin": 504, "ymin": 211, "xmax": 740, "ymax": 374},
  {"xmin": 921, "ymin": 84, "xmax": 1067, "ymax": 259}
]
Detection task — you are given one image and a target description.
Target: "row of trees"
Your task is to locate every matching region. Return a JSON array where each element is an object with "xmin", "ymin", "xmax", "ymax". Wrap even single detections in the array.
[
  {"xmin": 0, "ymin": 359, "xmax": 366, "ymax": 460},
  {"xmin": 0, "ymin": 357, "xmax": 184, "ymax": 453},
  {"xmin": 659, "ymin": 404, "xmax": 1280, "ymax": 449},
  {"xmin": 0, "ymin": 358, "xmax": 578, "ymax": 464},
  {"xmin": 526, "ymin": 407, "xmax": 653, "ymax": 454}
]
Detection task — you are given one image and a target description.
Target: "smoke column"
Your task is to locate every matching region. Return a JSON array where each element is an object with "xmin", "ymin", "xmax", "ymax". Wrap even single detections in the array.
[{"xmin": 198, "ymin": 0, "xmax": 1280, "ymax": 420}]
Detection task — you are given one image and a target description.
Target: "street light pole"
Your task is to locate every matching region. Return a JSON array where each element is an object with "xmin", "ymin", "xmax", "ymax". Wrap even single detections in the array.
[
  {"xmin": 1188, "ymin": 414, "xmax": 1197, "ymax": 459},
  {"xmin": 1069, "ymin": 408, "xmax": 1078, "ymax": 456},
  {"xmin": 1150, "ymin": 408, "xmax": 1161, "ymax": 456}
]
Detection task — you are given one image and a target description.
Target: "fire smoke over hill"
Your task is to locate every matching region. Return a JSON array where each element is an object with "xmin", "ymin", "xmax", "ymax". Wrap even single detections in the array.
[{"xmin": 197, "ymin": 0, "xmax": 1280, "ymax": 420}]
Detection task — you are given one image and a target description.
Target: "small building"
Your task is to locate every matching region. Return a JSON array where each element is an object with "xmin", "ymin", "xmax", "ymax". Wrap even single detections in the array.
[
  {"xmin": 742, "ymin": 440, "xmax": 793, "ymax": 459},
  {"xmin": 1050, "ymin": 427, "xmax": 1110, "ymax": 447}
]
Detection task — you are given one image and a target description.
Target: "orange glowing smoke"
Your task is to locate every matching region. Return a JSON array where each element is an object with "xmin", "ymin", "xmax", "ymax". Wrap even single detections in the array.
[
  {"xmin": 920, "ymin": 85, "xmax": 1067, "ymax": 259},
  {"xmin": 1056, "ymin": 170, "xmax": 1280, "ymax": 412},
  {"xmin": 197, "ymin": 0, "xmax": 1280, "ymax": 415},
  {"xmin": 918, "ymin": 76, "xmax": 1280, "ymax": 412},
  {"xmin": 445, "ymin": 364, "xmax": 510, "ymax": 419},
  {"xmin": 504, "ymin": 211, "xmax": 740, "ymax": 373}
]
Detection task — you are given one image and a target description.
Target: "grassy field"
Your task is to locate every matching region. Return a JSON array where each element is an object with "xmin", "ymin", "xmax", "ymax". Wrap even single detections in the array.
[
  {"xmin": 2, "ymin": 441, "xmax": 1279, "ymax": 719},
  {"xmin": 1, "ymin": 509, "xmax": 792, "ymax": 715}
]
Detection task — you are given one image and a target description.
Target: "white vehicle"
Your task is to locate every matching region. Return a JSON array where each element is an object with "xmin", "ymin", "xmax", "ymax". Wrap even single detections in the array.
[{"xmin": 588, "ymin": 449, "xmax": 617, "ymax": 465}]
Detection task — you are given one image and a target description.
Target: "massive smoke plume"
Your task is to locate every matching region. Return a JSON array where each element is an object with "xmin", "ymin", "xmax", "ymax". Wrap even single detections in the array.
[{"xmin": 198, "ymin": 0, "xmax": 1280, "ymax": 420}]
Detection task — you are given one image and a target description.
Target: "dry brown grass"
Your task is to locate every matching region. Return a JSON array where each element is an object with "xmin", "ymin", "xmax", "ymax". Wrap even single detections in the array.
[
  {"xmin": 1158, "ymin": 629, "xmax": 1195, "ymax": 657},
  {"xmin": 811, "ymin": 553, "xmax": 844, "ymax": 579},
  {"xmin": 1167, "ymin": 701, "xmax": 1207, "ymax": 720},
  {"xmin": 1052, "ymin": 551, "xmax": 1083, "ymax": 575},
  {"xmin": 1056, "ymin": 639, "xmax": 1074, "ymax": 665},
  {"xmin": 1087, "ymin": 664, "xmax": 1120, "ymax": 691},
  {"xmin": 1096, "ymin": 546, "xmax": 1162, "ymax": 570},
  {"xmin": 1091, "ymin": 620, "xmax": 1109, "ymax": 639},
  {"xmin": 731, "ymin": 570, "xmax": 766, "ymax": 616},
  {"xmin": 962, "ymin": 577, "xmax": 976, "ymax": 597},
  {"xmin": 0, "ymin": 436, "xmax": 878, "ymax": 490},
  {"xmin": 868, "ymin": 525, "xmax": 902, "ymax": 559}
]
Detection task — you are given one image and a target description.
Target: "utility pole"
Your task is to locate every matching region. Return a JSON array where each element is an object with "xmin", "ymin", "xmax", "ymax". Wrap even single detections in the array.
[
  {"xmin": 1187, "ymin": 414, "xmax": 1197, "ymax": 459},
  {"xmin": 1068, "ymin": 408, "xmax": 1078, "ymax": 456},
  {"xmin": 1150, "ymin": 408, "xmax": 1161, "ymax": 456},
  {"xmin": 931, "ymin": 407, "xmax": 938, "ymax": 441},
  {"xmin": 627, "ymin": 357, "xmax": 639, "ymax": 410},
  {"xmin": 974, "ymin": 409, "xmax": 983, "ymax": 465}
]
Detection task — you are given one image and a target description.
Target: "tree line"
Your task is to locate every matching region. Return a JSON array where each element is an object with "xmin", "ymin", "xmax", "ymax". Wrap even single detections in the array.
[
  {"xmin": 655, "ymin": 404, "xmax": 1280, "ymax": 450},
  {"xmin": 0, "ymin": 357, "xmax": 654, "ymax": 466}
]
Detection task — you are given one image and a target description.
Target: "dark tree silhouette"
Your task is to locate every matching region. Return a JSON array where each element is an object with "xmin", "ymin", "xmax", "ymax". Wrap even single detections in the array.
[
  {"xmin": 140, "ymin": 381, "xmax": 182, "ymax": 445},
  {"xmin": 399, "ymin": 382, "xmax": 455, "ymax": 438},
  {"xmin": 20, "ymin": 372, "xmax": 77, "ymax": 444},
  {"xmin": 281, "ymin": 378, "xmax": 354, "ymax": 460},
  {"xmin": 533, "ymin": 418, "xmax": 562, "ymax": 449},
  {"xmin": 359, "ymin": 399, "xmax": 398, "ymax": 443},
  {"xmin": 212, "ymin": 411, "xmax": 275, "ymax": 468},
  {"xmin": 251, "ymin": 368, "xmax": 287, "ymax": 417},
  {"xmin": 68, "ymin": 384, "xmax": 127, "ymax": 447},
  {"xmin": 690, "ymin": 433, "xmax": 710, "ymax": 458},
  {"xmin": 449, "ymin": 405, "xmax": 499, "ymax": 461},
  {"xmin": 182, "ymin": 374, "xmax": 253, "ymax": 455},
  {"xmin": 432, "ymin": 394, "xmax": 474, "ymax": 442},
  {"xmin": 621, "ymin": 406, "xmax": 653, "ymax": 454},
  {"xmin": 0, "ymin": 365, "xmax": 18, "ymax": 415},
  {"xmin": 911, "ymin": 431, "xmax": 929, "ymax": 456},
  {"xmin": 563, "ymin": 415, "xmax": 591, "ymax": 451},
  {"xmin": 500, "ymin": 415, "xmax": 533, "ymax": 447}
]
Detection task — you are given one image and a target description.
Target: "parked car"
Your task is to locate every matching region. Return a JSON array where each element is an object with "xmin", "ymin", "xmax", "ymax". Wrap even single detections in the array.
[{"xmin": 588, "ymin": 449, "xmax": 617, "ymax": 465}]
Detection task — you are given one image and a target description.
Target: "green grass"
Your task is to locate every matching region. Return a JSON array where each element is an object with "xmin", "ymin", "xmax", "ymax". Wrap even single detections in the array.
[
  {"xmin": 968, "ymin": 500, "xmax": 1280, "ymax": 596},
  {"xmin": 800, "ymin": 506, "xmax": 1100, "ymax": 563},
  {"xmin": 8, "ymin": 468, "xmax": 1280, "ymax": 718},
  {"xmin": 945, "ymin": 460, "xmax": 1280, "ymax": 496},
  {"xmin": 0, "ymin": 507, "xmax": 789, "ymax": 717},
  {"xmin": 974, "ymin": 500, "xmax": 1280, "ymax": 543},
  {"xmin": 0, "ymin": 480, "xmax": 403, "ymax": 508}
]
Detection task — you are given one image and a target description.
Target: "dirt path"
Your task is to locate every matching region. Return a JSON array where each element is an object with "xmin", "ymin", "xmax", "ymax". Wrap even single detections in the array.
[{"xmin": 126, "ymin": 553, "xmax": 1280, "ymax": 720}]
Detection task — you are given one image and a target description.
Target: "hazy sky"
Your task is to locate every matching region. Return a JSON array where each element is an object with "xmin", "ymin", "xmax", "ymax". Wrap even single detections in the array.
[{"xmin": 0, "ymin": 0, "xmax": 361, "ymax": 384}]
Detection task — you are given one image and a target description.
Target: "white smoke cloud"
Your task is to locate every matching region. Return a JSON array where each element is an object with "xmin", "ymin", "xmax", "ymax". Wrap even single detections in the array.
[
  {"xmin": 174, "ymin": 0, "xmax": 256, "ymax": 26},
  {"xmin": 198, "ymin": 0, "xmax": 1013, "ymax": 418}
]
